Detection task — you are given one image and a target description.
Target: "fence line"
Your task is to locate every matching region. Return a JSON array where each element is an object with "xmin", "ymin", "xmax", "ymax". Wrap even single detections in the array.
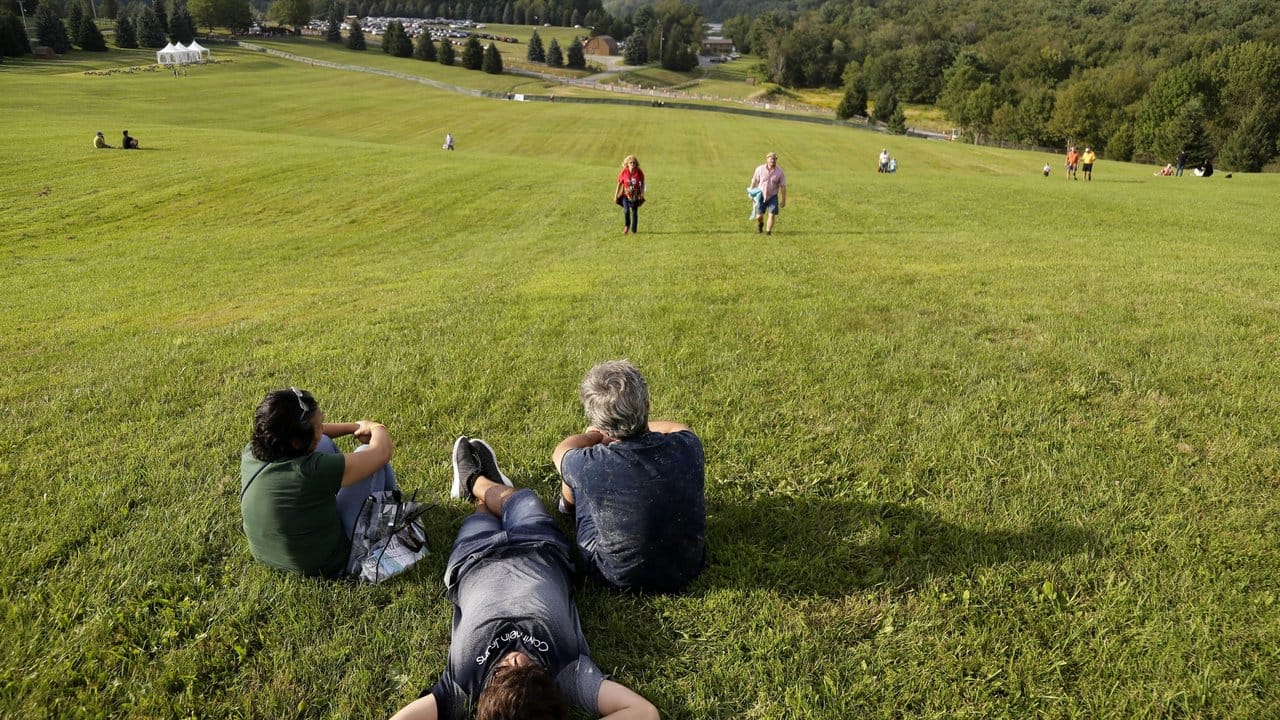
[{"xmin": 237, "ymin": 41, "xmax": 889, "ymax": 133}]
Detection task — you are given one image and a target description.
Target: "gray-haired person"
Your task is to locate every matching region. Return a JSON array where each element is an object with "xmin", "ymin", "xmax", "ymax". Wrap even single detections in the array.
[{"xmin": 552, "ymin": 360, "xmax": 706, "ymax": 593}]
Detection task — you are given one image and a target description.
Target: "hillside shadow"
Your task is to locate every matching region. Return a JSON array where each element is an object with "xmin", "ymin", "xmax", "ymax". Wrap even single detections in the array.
[{"xmin": 700, "ymin": 493, "xmax": 1098, "ymax": 597}]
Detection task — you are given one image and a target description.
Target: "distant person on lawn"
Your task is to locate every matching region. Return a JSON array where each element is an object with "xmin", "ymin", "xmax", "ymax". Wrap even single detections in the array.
[
  {"xmin": 614, "ymin": 154, "xmax": 645, "ymax": 235},
  {"xmin": 1081, "ymin": 147, "xmax": 1097, "ymax": 181},
  {"xmin": 240, "ymin": 387, "xmax": 399, "ymax": 577},
  {"xmin": 93, "ymin": 131, "xmax": 112, "ymax": 149},
  {"xmin": 553, "ymin": 360, "xmax": 706, "ymax": 593},
  {"xmin": 389, "ymin": 436, "xmax": 659, "ymax": 720},
  {"xmin": 748, "ymin": 151, "xmax": 786, "ymax": 235},
  {"xmin": 121, "ymin": 130, "xmax": 139, "ymax": 149},
  {"xmin": 1065, "ymin": 146, "xmax": 1080, "ymax": 180}
]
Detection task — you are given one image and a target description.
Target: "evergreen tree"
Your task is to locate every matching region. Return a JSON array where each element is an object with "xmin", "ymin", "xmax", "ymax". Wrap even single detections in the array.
[
  {"xmin": 412, "ymin": 26, "xmax": 436, "ymax": 59},
  {"xmin": 169, "ymin": 3, "xmax": 194, "ymax": 43},
  {"xmin": 1220, "ymin": 97, "xmax": 1280, "ymax": 172},
  {"xmin": 66, "ymin": 1, "xmax": 84, "ymax": 46},
  {"xmin": 568, "ymin": 8, "xmax": 578, "ymax": 26},
  {"xmin": 1, "ymin": 10, "xmax": 33, "ymax": 55},
  {"xmin": 623, "ymin": 30, "xmax": 645, "ymax": 65},
  {"xmin": 660, "ymin": 26, "xmax": 696, "ymax": 72},
  {"xmin": 113, "ymin": 11, "xmax": 137, "ymax": 46},
  {"xmin": 888, "ymin": 106, "xmax": 906, "ymax": 134},
  {"xmin": 500, "ymin": 1, "xmax": 509, "ymax": 24},
  {"xmin": 545, "ymin": 36, "xmax": 561, "ymax": 66},
  {"xmin": 102, "ymin": 0, "xmax": 116, "ymax": 18},
  {"xmin": 379, "ymin": 19, "xmax": 393, "ymax": 52},
  {"xmin": 565, "ymin": 36, "xmax": 583, "ymax": 68},
  {"xmin": 345, "ymin": 17, "xmax": 365, "ymax": 49},
  {"xmin": 78, "ymin": 17, "xmax": 107, "ymax": 49},
  {"xmin": 153, "ymin": 0, "xmax": 167, "ymax": 36},
  {"xmin": 324, "ymin": 1, "xmax": 340, "ymax": 42},
  {"xmin": 526, "ymin": 28, "xmax": 543, "ymax": 62},
  {"xmin": 481, "ymin": 39, "xmax": 501, "ymax": 73},
  {"xmin": 35, "ymin": 0, "xmax": 72, "ymax": 53},
  {"xmin": 385, "ymin": 20, "xmax": 412, "ymax": 56},
  {"xmin": 836, "ymin": 75, "xmax": 867, "ymax": 119},
  {"xmin": 873, "ymin": 84, "xmax": 899, "ymax": 124},
  {"xmin": 437, "ymin": 36, "xmax": 452, "ymax": 64},
  {"xmin": 460, "ymin": 33, "xmax": 481, "ymax": 68},
  {"xmin": 135, "ymin": 4, "xmax": 165, "ymax": 46}
]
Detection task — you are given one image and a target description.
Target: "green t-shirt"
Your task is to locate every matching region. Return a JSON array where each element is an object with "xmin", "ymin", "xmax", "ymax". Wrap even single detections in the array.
[{"xmin": 240, "ymin": 444, "xmax": 348, "ymax": 577}]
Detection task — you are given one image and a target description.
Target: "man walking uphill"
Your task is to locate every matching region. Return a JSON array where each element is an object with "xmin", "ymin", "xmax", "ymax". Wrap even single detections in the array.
[{"xmin": 749, "ymin": 152, "xmax": 787, "ymax": 235}]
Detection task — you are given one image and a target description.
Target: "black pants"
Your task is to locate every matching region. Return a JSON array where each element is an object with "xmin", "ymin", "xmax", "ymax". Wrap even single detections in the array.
[{"xmin": 622, "ymin": 197, "xmax": 639, "ymax": 233}]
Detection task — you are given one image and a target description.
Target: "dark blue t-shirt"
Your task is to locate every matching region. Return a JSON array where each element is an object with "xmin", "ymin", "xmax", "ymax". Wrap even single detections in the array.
[{"xmin": 561, "ymin": 429, "xmax": 706, "ymax": 591}]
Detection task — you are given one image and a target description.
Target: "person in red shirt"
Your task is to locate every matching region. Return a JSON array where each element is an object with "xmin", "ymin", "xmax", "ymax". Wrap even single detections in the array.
[
  {"xmin": 614, "ymin": 155, "xmax": 645, "ymax": 235},
  {"xmin": 1065, "ymin": 146, "xmax": 1080, "ymax": 180}
]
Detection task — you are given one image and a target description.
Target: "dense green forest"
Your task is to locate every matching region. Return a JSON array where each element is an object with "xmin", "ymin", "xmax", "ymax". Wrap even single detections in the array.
[{"xmin": 709, "ymin": 0, "xmax": 1280, "ymax": 168}]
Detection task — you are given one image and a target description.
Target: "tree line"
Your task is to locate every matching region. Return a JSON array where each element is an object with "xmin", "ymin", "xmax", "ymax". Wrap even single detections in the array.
[{"xmin": 717, "ymin": 0, "xmax": 1280, "ymax": 170}]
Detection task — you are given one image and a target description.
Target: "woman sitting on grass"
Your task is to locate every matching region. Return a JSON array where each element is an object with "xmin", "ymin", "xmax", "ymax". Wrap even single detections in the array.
[{"xmin": 240, "ymin": 387, "xmax": 399, "ymax": 578}]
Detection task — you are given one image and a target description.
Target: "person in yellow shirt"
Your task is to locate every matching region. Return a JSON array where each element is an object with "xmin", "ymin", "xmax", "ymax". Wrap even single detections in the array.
[
  {"xmin": 93, "ymin": 131, "xmax": 112, "ymax": 149},
  {"xmin": 1082, "ymin": 147, "xmax": 1097, "ymax": 181}
]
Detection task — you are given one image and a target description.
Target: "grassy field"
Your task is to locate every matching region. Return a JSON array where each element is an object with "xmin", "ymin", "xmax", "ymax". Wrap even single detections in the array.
[{"xmin": 4, "ymin": 46, "xmax": 1280, "ymax": 719}]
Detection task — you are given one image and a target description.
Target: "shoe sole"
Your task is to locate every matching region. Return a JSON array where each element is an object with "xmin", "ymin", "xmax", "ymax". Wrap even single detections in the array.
[
  {"xmin": 470, "ymin": 438, "xmax": 513, "ymax": 487},
  {"xmin": 450, "ymin": 435, "xmax": 469, "ymax": 499}
]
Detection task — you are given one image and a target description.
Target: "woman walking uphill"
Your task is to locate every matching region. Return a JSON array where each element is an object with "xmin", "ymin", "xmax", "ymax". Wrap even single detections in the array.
[{"xmin": 614, "ymin": 155, "xmax": 645, "ymax": 235}]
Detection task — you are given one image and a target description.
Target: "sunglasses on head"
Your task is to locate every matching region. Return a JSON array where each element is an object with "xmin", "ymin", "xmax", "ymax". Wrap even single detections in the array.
[{"xmin": 289, "ymin": 387, "xmax": 314, "ymax": 425}]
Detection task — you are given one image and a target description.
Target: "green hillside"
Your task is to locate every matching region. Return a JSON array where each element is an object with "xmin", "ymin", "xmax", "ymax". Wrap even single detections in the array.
[{"xmin": 3, "ymin": 48, "xmax": 1280, "ymax": 718}]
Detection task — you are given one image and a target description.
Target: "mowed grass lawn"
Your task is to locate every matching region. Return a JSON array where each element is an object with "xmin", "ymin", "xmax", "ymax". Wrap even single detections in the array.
[{"xmin": 3, "ymin": 49, "xmax": 1280, "ymax": 718}]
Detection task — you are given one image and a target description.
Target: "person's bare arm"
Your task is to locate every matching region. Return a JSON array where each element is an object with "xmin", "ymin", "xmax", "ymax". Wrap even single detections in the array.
[
  {"xmin": 389, "ymin": 693, "xmax": 437, "ymax": 720},
  {"xmin": 552, "ymin": 430, "xmax": 608, "ymax": 475},
  {"xmin": 322, "ymin": 421, "xmax": 359, "ymax": 438},
  {"xmin": 597, "ymin": 679, "xmax": 659, "ymax": 720},
  {"xmin": 340, "ymin": 422, "xmax": 392, "ymax": 487},
  {"xmin": 780, "ymin": 185, "xmax": 786, "ymax": 209},
  {"xmin": 647, "ymin": 420, "xmax": 690, "ymax": 434}
]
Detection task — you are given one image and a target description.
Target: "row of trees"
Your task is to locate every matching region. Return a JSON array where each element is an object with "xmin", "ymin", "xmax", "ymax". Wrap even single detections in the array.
[
  {"xmin": 720, "ymin": 0, "xmax": 1280, "ymax": 170},
  {"xmin": 32, "ymin": 0, "xmax": 108, "ymax": 51},
  {"xmin": 336, "ymin": 14, "xmax": 502, "ymax": 73},
  {"xmin": 525, "ymin": 29, "xmax": 583, "ymax": 69}
]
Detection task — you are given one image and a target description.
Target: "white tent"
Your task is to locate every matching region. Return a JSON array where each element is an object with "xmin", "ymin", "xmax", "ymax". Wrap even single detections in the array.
[
  {"xmin": 186, "ymin": 40, "xmax": 211, "ymax": 62},
  {"xmin": 156, "ymin": 41, "xmax": 208, "ymax": 65}
]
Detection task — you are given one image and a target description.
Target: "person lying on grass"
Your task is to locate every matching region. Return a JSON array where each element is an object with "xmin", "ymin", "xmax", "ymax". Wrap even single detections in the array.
[
  {"xmin": 390, "ymin": 436, "xmax": 659, "ymax": 720},
  {"xmin": 240, "ymin": 387, "xmax": 399, "ymax": 578},
  {"xmin": 553, "ymin": 360, "xmax": 706, "ymax": 594}
]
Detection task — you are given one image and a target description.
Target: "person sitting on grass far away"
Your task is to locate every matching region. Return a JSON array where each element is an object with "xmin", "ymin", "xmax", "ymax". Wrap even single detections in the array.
[
  {"xmin": 122, "ymin": 130, "xmax": 139, "ymax": 149},
  {"xmin": 93, "ymin": 131, "xmax": 112, "ymax": 149},
  {"xmin": 390, "ymin": 437, "xmax": 660, "ymax": 720},
  {"xmin": 553, "ymin": 360, "xmax": 706, "ymax": 593},
  {"xmin": 239, "ymin": 387, "xmax": 399, "ymax": 578},
  {"xmin": 1195, "ymin": 160, "xmax": 1214, "ymax": 177}
]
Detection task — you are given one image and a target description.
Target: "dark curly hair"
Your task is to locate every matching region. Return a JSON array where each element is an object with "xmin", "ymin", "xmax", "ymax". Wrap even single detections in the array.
[
  {"xmin": 250, "ymin": 388, "xmax": 319, "ymax": 462},
  {"xmin": 476, "ymin": 661, "xmax": 568, "ymax": 720}
]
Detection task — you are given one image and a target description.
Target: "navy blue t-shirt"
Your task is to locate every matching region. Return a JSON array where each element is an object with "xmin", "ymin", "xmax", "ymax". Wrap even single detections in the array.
[{"xmin": 561, "ymin": 429, "xmax": 706, "ymax": 591}]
